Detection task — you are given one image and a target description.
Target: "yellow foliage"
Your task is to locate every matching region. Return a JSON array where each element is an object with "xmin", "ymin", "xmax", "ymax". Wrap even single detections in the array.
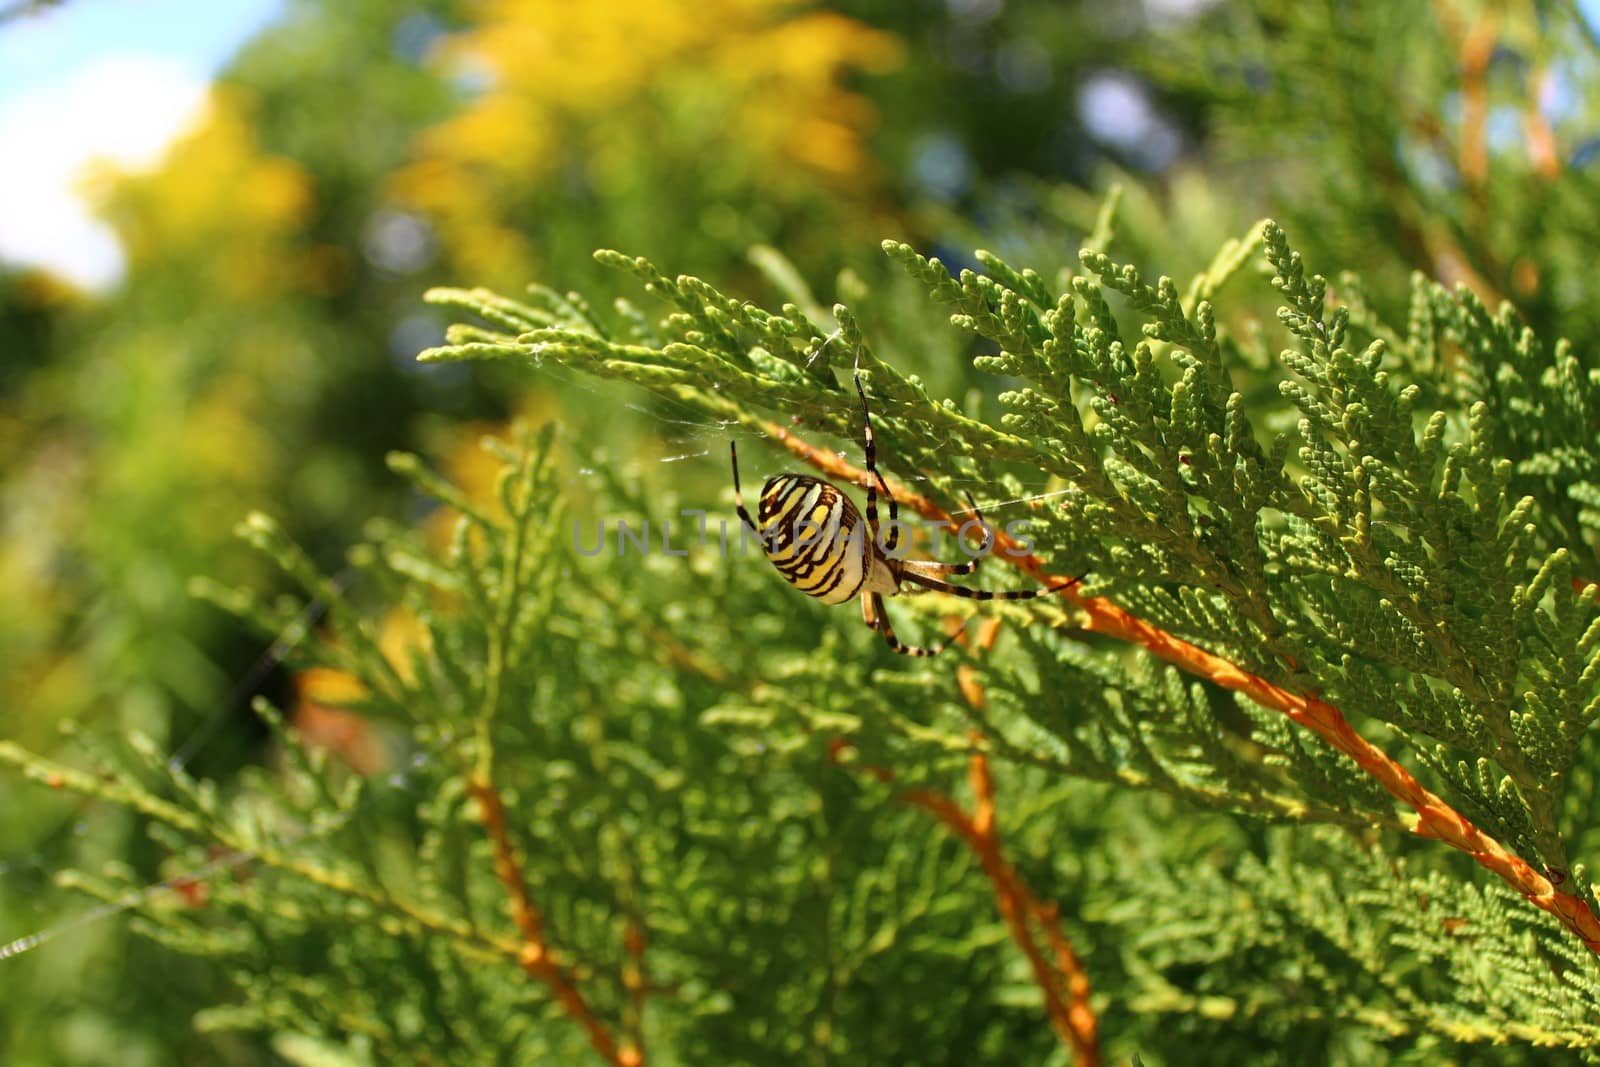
[
  {"xmin": 293, "ymin": 667, "xmax": 386, "ymax": 774},
  {"xmin": 297, "ymin": 665, "xmax": 370, "ymax": 707},
  {"xmin": 85, "ymin": 87, "xmax": 318, "ymax": 299},
  {"xmin": 376, "ymin": 607, "xmax": 431, "ymax": 683},
  {"xmin": 426, "ymin": 388, "xmax": 565, "ymax": 542},
  {"xmin": 392, "ymin": 0, "xmax": 901, "ymax": 284},
  {"xmin": 443, "ymin": 420, "xmax": 517, "ymax": 512},
  {"xmin": 726, "ymin": 11, "xmax": 900, "ymax": 177}
]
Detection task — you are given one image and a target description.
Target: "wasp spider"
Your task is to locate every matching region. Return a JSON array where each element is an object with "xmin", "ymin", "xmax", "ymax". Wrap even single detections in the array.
[{"xmin": 730, "ymin": 372, "xmax": 1079, "ymax": 656}]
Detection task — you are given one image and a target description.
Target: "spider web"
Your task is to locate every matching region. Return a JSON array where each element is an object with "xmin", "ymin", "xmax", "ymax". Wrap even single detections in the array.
[{"xmin": 535, "ymin": 353, "xmax": 1075, "ymax": 515}]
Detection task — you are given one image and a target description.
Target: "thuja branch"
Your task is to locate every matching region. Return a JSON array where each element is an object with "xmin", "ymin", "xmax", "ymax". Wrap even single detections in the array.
[
  {"xmin": 832, "ymin": 617, "xmax": 1102, "ymax": 1064},
  {"xmin": 902, "ymin": 751, "xmax": 1100, "ymax": 1067},
  {"xmin": 828, "ymin": 733, "xmax": 1100, "ymax": 1063},
  {"xmin": 951, "ymin": 617, "xmax": 1099, "ymax": 1064},
  {"xmin": 0, "ymin": 742, "xmax": 523, "ymax": 969},
  {"xmin": 467, "ymin": 427, "xmax": 637, "ymax": 1067},
  {"xmin": 766, "ymin": 420, "xmax": 1600, "ymax": 954},
  {"xmin": 470, "ymin": 780, "xmax": 629, "ymax": 1066}
]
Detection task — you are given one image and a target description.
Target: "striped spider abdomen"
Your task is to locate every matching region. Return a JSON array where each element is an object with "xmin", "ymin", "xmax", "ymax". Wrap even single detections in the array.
[{"xmin": 754, "ymin": 474, "xmax": 875, "ymax": 606}]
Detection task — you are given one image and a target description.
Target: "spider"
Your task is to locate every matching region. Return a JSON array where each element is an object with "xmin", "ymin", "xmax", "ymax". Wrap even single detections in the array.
[{"xmin": 730, "ymin": 371, "xmax": 1080, "ymax": 656}]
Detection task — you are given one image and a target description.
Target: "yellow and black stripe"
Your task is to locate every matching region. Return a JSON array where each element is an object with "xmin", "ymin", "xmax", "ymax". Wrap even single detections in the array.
[
  {"xmin": 754, "ymin": 474, "xmax": 869, "ymax": 605},
  {"xmin": 727, "ymin": 368, "xmax": 1084, "ymax": 658}
]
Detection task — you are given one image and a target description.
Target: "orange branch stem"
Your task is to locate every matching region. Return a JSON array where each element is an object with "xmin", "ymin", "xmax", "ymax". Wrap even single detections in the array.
[
  {"xmin": 470, "ymin": 779, "xmax": 627, "ymax": 1065},
  {"xmin": 620, "ymin": 920, "xmax": 647, "ymax": 1067},
  {"xmin": 766, "ymin": 421, "xmax": 1600, "ymax": 953},
  {"xmin": 903, "ymin": 751, "xmax": 1101, "ymax": 1066},
  {"xmin": 836, "ymin": 607, "xmax": 1102, "ymax": 1062}
]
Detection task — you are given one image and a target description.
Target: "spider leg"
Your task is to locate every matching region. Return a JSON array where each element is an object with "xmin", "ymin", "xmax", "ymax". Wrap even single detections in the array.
[
  {"xmin": 899, "ymin": 491, "xmax": 992, "ymax": 578},
  {"xmin": 863, "ymin": 591, "xmax": 968, "ymax": 657},
  {"xmin": 729, "ymin": 441, "xmax": 760, "ymax": 536},
  {"xmin": 955, "ymin": 490, "xmax": 995, "ymax": 573},
  {"xmin": 873, "ymin": 468, "xmax": 902, "ymax": 555},
  {"xmin": 900, "ymin": 558, "xmax": 980, "ymax": 578},
  {"xmin": 903, "ymin": 570, "xmax": 1084, "ymax": 601}
]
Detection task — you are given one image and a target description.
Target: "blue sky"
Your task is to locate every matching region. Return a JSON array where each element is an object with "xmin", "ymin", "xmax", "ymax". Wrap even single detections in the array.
[
  {"xmin": 0, "ymin": 0, "xmax": 283, "ymax": 100},
  {"xmin": 0, "ymin": 0, "xmax": 284, "ymax": 287}
]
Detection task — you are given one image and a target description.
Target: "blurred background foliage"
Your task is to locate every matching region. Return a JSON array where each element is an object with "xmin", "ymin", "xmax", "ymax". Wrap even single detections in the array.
[{"xmin": 3, "ymin": 0, "xmax": 1598, "ymax": 1062}]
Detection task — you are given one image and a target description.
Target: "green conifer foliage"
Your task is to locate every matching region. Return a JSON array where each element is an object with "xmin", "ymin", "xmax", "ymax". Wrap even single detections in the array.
[{"xmin": 5, "ymin": 217, "xmax": 1600, "ymax": 1062}]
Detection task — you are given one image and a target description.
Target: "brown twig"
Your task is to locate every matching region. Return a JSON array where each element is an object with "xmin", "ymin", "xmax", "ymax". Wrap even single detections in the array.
[
  {"xmin": 767, "ymin": 420, "xmax": 1600, "ymax": 953},
  {"xmin": 903, "ymin": 752, "xmax": 1101, "ymax": 1066},
  {"xmin": 959, "ymin": 620, "xmax": 1099, "ymax": 1062},
  {"xmin": 469, "ymin": 779, "xmax": 627, "ymax": 1065},
  {"xmin": 833, "ymin": 613, "xmax": 1102, "ymax": 1063},
  {"xmin": 620, "ymin": 921, "xmax": 647, "ymax": 1067}
]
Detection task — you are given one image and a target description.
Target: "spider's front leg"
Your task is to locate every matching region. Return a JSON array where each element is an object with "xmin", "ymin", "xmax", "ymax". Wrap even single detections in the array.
[
  {"xmin": 862, "ymin": 590, "xmax": 967, "ymax": 657},
  {"xmin": 894, "ymin": 492, "xmax": 994, "ymax": 581},
  {"xmin": 729, "ymin": 441, "xmax": 759, "ymax": 535}
]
